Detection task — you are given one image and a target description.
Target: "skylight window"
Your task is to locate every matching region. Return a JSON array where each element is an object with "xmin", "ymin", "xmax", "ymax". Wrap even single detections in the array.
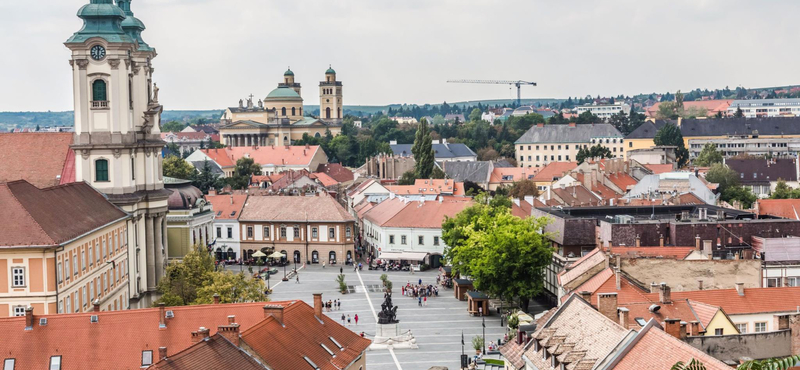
[
  {"xmin": 303, "ymin": 356, "xmax": 319, "ymax": 370},
  {"xmin": 635, "ymin": 317, "xmax": 647, "ymax": 326},
  {"xmin": 320, "ymin": 343, "xmax": 335, "ymax": 357},
  {"xmin": 328, "ymin": 337, "xmax": 343, "ymax": 350}
]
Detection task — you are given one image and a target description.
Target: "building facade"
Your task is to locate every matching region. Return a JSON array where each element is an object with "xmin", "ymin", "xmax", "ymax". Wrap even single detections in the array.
[
  {"xmin": 238, "ymin": 196, "xmax": 356, "ymax": 265},
  {"xmin": 186, "ymin": 145, "xmax": 328, "ymax": 177},
  {"xmin": 515, "ymin": 123, "xmax": 624, "ymax": 168},
  {"xmin": 164, "ymin": 178, "xmax": 214, "ymax": 259},
  {"xmin": 65, "ymin": 0, "xmax": 169, "ymax": 308},
  {"xmin": 575, "ymin": 102, "xmax": 631, "ymax": 120},
  {"xmin": 728, "ymin": 98, "xmax": 800, "ymax": 118},
  {"xmin": 206, "ymin": 193, "xmax": 247, "ymax": 262},
  {"xmin": 219, "ymin": 69, "xmax": 343, "ymax": 147}
]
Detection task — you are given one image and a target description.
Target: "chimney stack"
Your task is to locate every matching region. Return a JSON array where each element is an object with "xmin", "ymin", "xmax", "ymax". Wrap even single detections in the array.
[
  {"xmin": 695, "ymin": 236, "xmax": 701, "ymax": 250},
  {"xmin": 735, "ymin": 282, "xmax": 744, "ymax": 296},
  {"xmin": 697, "ymin": 279, "xmax": 704, "ymax": 290},
  {"xmin": 615, "ymin": 268, "xmax": 621, "ymax": 290},
  {"xmin": 264, "ymin": 304, "xmax": 285, "ymax": 325},
  {"xmin": 664, "ymin": 319, "xmax": 682, "ymax": 339},
  {"xmin": 679, "ymin": 322, "xmax": 688, "ymax": 339},
  {"xmin": 227, "ymin": 315, "xmax": 236, "ymax": 324},
  {"xmin": 213, "ymin": 294, "xmax": 220, "ymax": 305},
  {"xmin": 313, "ymin": 293, "xmax": 323, "ymax": 318},
  {"xmin": 191, "ymin": 327, "xmax": 210, "ymax": 343},
  {"xmin": 158, "ymin": 347, "xmax": 168, "ymax": 361},
  {"xmin": 689, "ymin": 321, "xmax": 701, "ymax": 336},
  {"xmin": 159, "ymin": 303, "xmax": 166, "ymax": 328},
  {"xmin": 93, "ymin": 299, "xmax": 100, "ymax": 312},
  {"xmin": 650, "ymin": 282, "xmax": 659, "ymax": 293},
  {"xmin": 24, "ymin": 306, "xmax": 34, "ymax": 329},
  {"xmin": 578, "ymin": 291, "xmax": 592, "ymax": 302},
  {"xmin": 635, "ymin": 235, "xmax": 641, "ymax": 248},
  {"xmin": 218, "ymin": 323, "xmax": 240, "ymax": 346},
  {"xmin": 618, "ymin": 307, "xmax": 630, "ymax": 328},
  {"xmin": 517, "ymin": 328, "xmax": 524, "ymax": 345},
  {"xmin": 597, "ymin": 293, "xmax": 619, "ymax": 322},
  {"xmin": 659, "ymin": 234, "xmax": 664, "ymax": 247},
  {"xmin": 659, "ymin": 283, "xmax": 671, "ymax": 304}
]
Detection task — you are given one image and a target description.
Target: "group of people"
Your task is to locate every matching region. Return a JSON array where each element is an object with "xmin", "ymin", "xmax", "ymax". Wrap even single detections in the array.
[
  {"xmin": 340, "ymin": 313, "xmax": 359, "ymax": 326},
  {"xmin": 325, "ymin": 299, "xmax": 341, "ymax": 311},
  {"xmin": 401, "ymin": 278, "xmax": 439, "ymax": 307}
]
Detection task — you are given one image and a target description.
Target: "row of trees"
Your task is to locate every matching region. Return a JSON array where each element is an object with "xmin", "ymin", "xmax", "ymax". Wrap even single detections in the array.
[{"xmin": 163, "ymin": 156, "xmax": 262, "ymax": 193}]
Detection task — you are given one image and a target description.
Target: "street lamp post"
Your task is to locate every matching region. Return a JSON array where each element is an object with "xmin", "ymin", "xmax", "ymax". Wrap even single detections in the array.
[
  {"xmin": 282, "ymin": 260, "xmax": 288, "ymax": 281},
  {"xmin": 480, "ymin": 307, "xmax": 486, "ymax": 355}
]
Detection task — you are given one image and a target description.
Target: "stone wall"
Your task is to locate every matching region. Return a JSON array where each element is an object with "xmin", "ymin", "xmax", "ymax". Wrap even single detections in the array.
[
  {"xmin": 620, "ymin": 258, "xmax": 761, "ymax": 291},
  {"xmin": 684, "ymin": 331, "xmax": 791, "ymax": 363}
]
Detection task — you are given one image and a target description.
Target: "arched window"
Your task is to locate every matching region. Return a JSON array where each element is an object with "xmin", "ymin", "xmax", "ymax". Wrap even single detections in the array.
[
  {"xmin": 92, "ymin": 80, "xmax": 107, "ymax": 102},
  {"xmin": 299, "ymin": 107, "xmax": 302, "ymax": 116},
  {"xmin": 283, "ymin": 136, "xmax": 288, "ymax": 145},
  {"xmin": 314, "ymin": 132, "xmax": 321, "ymax": 138},
  {"xmin": 95, "ymin": 159, "xmax": 109, "ymax": 182},
  {"xmin": 281, "ymin": 107, "xmax": 286, "ymax": 116},
  {"xmin": 311, "ymin": 251, "xmax": 319, "ymax": 263},
  {"xmin": 337, "ymin": 107, "xmax": 341, "ymax": 118},
  {"xmin": 329, "ymin": 251, "xmax": 336, "ymax": 264},
  {"xmin": 325, "ymin": 107, "xmax": 331, "ymax": 119},
  {"xmin": 294, "ymin": 250, "xmax": 301, "ymax": 263},
  {"xmin": 291, "ymin": 107, "xmax": 296, "ymax": 116}
]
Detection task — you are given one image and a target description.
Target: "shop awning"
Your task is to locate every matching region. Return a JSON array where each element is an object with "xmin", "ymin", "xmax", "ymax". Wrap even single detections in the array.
[{"xmin": 378, "ymin": 251, "xmax": 429, "ymax": 262}]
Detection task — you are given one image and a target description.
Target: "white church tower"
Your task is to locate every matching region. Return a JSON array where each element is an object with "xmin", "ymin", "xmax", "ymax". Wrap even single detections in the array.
[{"xmin": 65, "ymin": 0, "xmax": 168, "ymax": 308}]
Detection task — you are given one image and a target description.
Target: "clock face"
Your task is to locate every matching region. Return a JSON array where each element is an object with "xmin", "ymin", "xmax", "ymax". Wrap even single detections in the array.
[{"xmin": 90, "ymin": 45, "xmax": 106, "ymax": 61}]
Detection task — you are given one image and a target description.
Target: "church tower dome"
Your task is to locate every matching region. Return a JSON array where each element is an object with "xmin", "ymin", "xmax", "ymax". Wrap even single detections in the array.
[
  {"xmin": 118, "ymin": 0, "xmax": 153, "ymax": 52},
  {"xmin": 65, "ymin": 0, "xmax": 131, "ymax": 44}
]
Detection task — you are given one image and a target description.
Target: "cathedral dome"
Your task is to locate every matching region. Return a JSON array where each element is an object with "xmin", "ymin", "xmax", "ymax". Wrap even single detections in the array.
[
  {"xmin": 325, "ymin": 67, "xmax": 336, "ymax": 74},
  {"xmin": 118, "ymin": 0, "xmax": 153, "ymax": 52},
  {"xmin": 284, "ymin": 68, "xmax": 294, "ymax": 76},
  {"xmin": 164, "ymin": 177, "xmax": 205, "ymax": 210},
  {"xmin": 265, "ymin": 87, "xmax": 302, "ymax": 101},
  {"xmin": 66, "ymin": 0, "xmax": 132, "ymax": 44}
]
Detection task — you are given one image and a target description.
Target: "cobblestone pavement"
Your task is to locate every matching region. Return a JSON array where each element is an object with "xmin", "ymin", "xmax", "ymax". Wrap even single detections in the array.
[{"xmin": 268, "ymin": 264, "xmax": 508, "ymax": 370}]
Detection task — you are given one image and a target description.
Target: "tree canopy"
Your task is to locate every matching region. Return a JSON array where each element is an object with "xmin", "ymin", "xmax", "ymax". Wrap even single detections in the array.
[
  {"xmin": 507, "ymin": 179, "xmax": 540, "ymax": 199},
  {"xmin": 163, "ymin": 155, "xmax": 196, "ymax": 180},
  {"xmin": 705, "ymin": 163, "xmax": 757, "ymax": 208},
  {"xmin": 442, "ymin": 194, "xmax": 554, "ymax": 311},
  {"xmin": 413, "ymin": 119, "xmax": 434, "ymax": 179},
  {"xmin": 576, "ymin": 144, "xmax": 613, "ymax": 164},
  {"xmin": 693, "ymin": 143, "xmax": 723, "ymax": 167},
  {"xmin": 653, "ymin": 123, "xmax": 689, "ymax": 168},
  {"xmin": 161, "ymin": 120, "xmax": 187, "ymax": 133},
  {"xmin": 227, "ymin": 157, "xmax": 262, "ymax": 190}
]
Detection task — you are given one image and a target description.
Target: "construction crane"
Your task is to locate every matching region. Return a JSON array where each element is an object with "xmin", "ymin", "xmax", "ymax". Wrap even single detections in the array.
[{"xmin": 446, "ymin": 79, "xmax": 537, "ymax": 106}]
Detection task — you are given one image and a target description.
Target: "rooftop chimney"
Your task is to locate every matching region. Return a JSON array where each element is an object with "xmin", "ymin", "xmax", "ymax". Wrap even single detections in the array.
[
  {"xmin": 650, "ymin": 282, "xmax": 659, "ymax": 293},
  {"xmin": 263, "ymin": 304, "xmax": 285, "ymax": 326},
  {"xmin": 313, "ymin": 293, "xmax": 323, "ymax": 318},
  {"xmin": 618, "ymin": 307, "xmax": 630, "ymax": 328},
  {"xmin": 191, "ymin": 327, "xmax": 210, "ymax": 343},
  {"xmin": 24, "ymin": 306, "xmax": 34, "ymax": 329},
  {"xmin": 635, "ymin": 235, "xmax": 641, "ymax": 248},
  {"xmin": 688, "ymin": 321, "xmax": 701, "ymax": 336},
  {"xmin": 93, "ymin": 299, "xmax": 100, "ymax": 312},
  {"xmin": 578, "ymin": 291, "xmax": 592, "ymax": 302},
  {"xmin": 218, "ymin": 323, "xmax": 240, "ymax": 346},
  {"xmin": 158, "ymin": 347, "xmax": 167, "ymax": 361},
  {"xmin": 695, "ymin": 236, "xmax": 701, "ymax": 251},
  {"xmin": 697, "ymin": 279, "xmax": 704, "ymax": 290},
  {"xmin": 735, "ymin": 282, "xmax": 744, "ymax": 296},
  {"xmin": 227, "ymin": 315, "xmax": 236, "ymax": 324},
  {"xmin": 159, "ymin": 303, "xmax": 166, "ymax": 328},
  {"xmin": 664, "ymin": 319, "xmax": 682, "ymax": 339},
  {"xmin": 615, "ymin": 268, "xmax": 621, "ymax": 290},
  {"xmin": 659, "ymin": 283, "xmax": 671, "ymax": 304},
  {"xmin": 598, "ymin": 293, "xmax": 618, "ymax": 322},
  {"xmin": 213, "ymin": 294, "xmax": 220, "ymax": 305}
]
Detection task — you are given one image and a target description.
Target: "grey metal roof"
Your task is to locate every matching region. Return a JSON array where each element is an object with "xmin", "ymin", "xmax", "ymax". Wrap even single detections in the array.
[
  {"xmin": 726, "ymin": 158, "xmax": 797, "ymax": 184},
  {"xmin": 515, "ymin": 123, "xmax": 623, "ymax": 144},
  {"xmin": 190, "ymin": 160, "xmax": 224, "ymax": 176},
  {"xmin": 390, "ymin": 143, "xmax": 476, "ymax": 159},
  {"xmin": 626, "ymin": 117, "xmax": 800, "ymax": 139},
  {"xmin": 730, "ymin": 98, "xmax": 800, "ymax": 108},
  {"xmin": 441, "ymin": 161, "xmax": 493, "ymax": 184}
]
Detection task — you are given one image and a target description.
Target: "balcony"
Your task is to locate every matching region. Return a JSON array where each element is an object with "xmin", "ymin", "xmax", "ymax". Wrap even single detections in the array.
[{"xmin": 91, "ymin": 101, "xmax": 109, "ymax": 110}]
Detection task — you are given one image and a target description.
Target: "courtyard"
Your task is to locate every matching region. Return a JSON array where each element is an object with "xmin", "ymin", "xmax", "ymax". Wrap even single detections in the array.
[{"xmin": 267, "ymin": 264, "xmax": 508, "ymax": 370}]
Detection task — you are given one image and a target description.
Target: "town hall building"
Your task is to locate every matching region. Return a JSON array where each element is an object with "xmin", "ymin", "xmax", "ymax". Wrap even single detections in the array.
[{"xmin": 219, "ymin": 68, "xmax": 343, "ymax": 147}]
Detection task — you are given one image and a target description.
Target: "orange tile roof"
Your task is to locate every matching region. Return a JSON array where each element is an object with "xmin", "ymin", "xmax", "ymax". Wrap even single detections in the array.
[
  {"xmin": 0, "ymin": 132, "xmax": 74, "ymax": 188},
  {"xmin": 569, "ymin": 268, "xmax": 652, "ymax": 307},
  {"xmin": 313, "ymin": 172, "xmax": 339, "ymax": 187},
  {"xmin": 384, "ymin": 179, "xmax": 465, "ymax": 196},
  {"xmin": 645, "ymin": 99, "xmax": 733, "ymax": 117},
  {"xmin": 609, "ymin": 246, "xmax": 696, "ymax": 260},
  {"xmin": 607, "ymin": 172, "xmax": 637, "ymax": 191},
  {"xmin": 383, "ymin": 199, "xmax": 472, "ymax": 228},
  {"xmin": 643, "ymin": 286, "xmax": 800, "ymax": 315},
  {"xmin": 239, "ymin": 195, "xmax": 354, "ymax": 223},
  {"xmin": 240, "ymin": 303, "xmax": 371, "ymax": 370},
  {"xmin": 558, "ymin": 248, "xmax": 604, "ymax": 285},
  {"xmin": 199, "ymin": 146, "xmax": 321, "ymax": 168},
  {"xmin": 511, "ymin": 200, "xmax": 532, "ymax": 219},
  {"xmin": 205, "ymin": 194, "xmax": 248, "ymax": 220},
  {"xmin": 757, "ymin": 199, "xmax": 800, "ymax": 220},
  {"xmin": 644, "ymin": 164, "xmax": 674, "ymax": 175},
  {"xmin": 531, "ymin": 161, "xmax": 578, "ymax": 182},
  {"xmin": 316, "ymin": 163, "xmax": 354, "ymax": 183},
  {"xmin": 149, "ymin": 334, "xmax": 267, "ymax": 370},
  {"xmin": 612, "ymin": 323, "xmax": 731, "ymax": 370},
  {"xmin": 490, "ymin": 167, "xmax": 537, "ymax": 184}
]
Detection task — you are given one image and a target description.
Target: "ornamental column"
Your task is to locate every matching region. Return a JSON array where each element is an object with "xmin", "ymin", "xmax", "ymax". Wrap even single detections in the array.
[
  {"xmin": 145, "ymin": 214, "xmax": 156, "ymax": 290},
  {"xmin": 154, "ymin": 214, "xmax": 165, "ymax": 284}
]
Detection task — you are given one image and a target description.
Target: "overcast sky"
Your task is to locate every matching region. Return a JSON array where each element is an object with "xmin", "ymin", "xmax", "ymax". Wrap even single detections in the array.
[{"xmin": 1, "ymin": 0, "xmax": 799, "ymax": 111}]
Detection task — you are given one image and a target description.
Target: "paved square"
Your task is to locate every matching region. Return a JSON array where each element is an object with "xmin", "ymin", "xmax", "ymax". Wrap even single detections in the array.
[{"xmin": 267, "ymin": 265, "xmax": 508, "ymax": 370}]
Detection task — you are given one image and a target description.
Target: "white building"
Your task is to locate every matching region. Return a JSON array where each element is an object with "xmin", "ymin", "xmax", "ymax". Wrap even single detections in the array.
[
  {"xmin": 360, "ymin": 197, "xmax": 472, "ymax": 268},
  {"xmin": 576, "ymin": 102, "xmax": 631, "ymax": 120},
  {"xmin": 728, "ymin": 98, "xmax": 800, "ymax": 118},
  {"xmin": 206, "ymin": 193, "xmax": 247, "ymax": 262}
]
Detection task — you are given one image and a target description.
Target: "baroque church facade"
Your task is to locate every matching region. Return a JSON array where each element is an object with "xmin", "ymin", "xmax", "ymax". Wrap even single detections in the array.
[
  {"xmin": 65, "ymin": 0, "xmax": 168, "ymax": 308},
  {"xmin": 219, "ymin": 68, "xmax": 343, "ymax": 147}
]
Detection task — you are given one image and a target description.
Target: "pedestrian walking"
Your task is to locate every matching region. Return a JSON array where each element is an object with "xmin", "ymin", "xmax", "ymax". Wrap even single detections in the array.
[
  {"xmin": 418, "ymin": 278, "xmax": 422, "ymax": 285},
  {"xmin": 418, "ymin": 296, "xmax": 422, "ymax": 307},
  {"xmin": 337, "ymin": 300, "xmax": 341, "ymax": 310},
  {"xmin": 354, "ymin": 314, "xmax": 359, "ymax": 325},
  {"xmin": 347, "ymin": 314, "xmax": 351, "ymax": 326},
  {"xmin": 423, "ymin": 296, "xmax": 427, "ymax": 306},
  {"xmin": 295, "ymin": 274, "xmax": 299, "ymax": 284},
  {"xmin": 341, "ymin": 314, "xmax": 345, "ymax": 325},
  {"xmin": 340, "ymin": 267, "xmax": 343, "ymax": 274},
  {"xmin": 323, "ymin": 261, "xmax": 326, "ymax": 268}
]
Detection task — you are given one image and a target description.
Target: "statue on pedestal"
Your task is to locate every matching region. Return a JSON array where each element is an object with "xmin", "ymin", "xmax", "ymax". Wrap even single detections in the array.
[{"xmin": 378, "ymin": 294, "xmax": 399, "ymax": 324}]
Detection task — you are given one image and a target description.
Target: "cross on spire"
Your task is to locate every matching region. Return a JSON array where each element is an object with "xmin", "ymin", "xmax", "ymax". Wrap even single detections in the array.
[{"xmin": 248, "ymin": 93, "xmax": 254, "ymax": 100}]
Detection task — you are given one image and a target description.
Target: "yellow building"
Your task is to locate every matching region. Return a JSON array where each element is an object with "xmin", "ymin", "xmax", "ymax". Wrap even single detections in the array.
[
  {"xmin": 164, "ymin": 178, "xmax": 214, "ymax": 260},
  {"xmin": 220, "ymin": 68, "xmax": 343, "ymax": 147},
  {"xmin": 0, "ymin": 180, "xmax": 131, "ymax": 317}
]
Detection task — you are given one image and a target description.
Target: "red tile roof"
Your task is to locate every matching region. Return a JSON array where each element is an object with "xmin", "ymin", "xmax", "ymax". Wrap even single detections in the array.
[
  {"xmin": 490, "ymin": 167, "xmax": 537, "ymax": 184},
  {"xmin": 199, "ymin": 146, "xmax": 322, "ymax": 168},
  {"xmin": 757, "ymin": 199, "xmax": 800, "ymax": 220},
  {"xmin": 149, "ymin": 334, "xmax": 267, "ymax": 370},
  {"xmin": 205, "ymin": 194, "xmax": 248, "ymax": 220},
  {"xmin": 511, "ymin": 199, "xmax": 532, "ymax": 219},
  {"xmin": 531, "ymin": 162, "xmax": 578, "ymax": 182},
  {"xmin": 645, "ymin": 100, "xmax": 733, "ymax": 118},
  {"xmin": 644, "ymin": 164, "xmax": 674, "ymax": 175},
  {"xmin": 612, "ymin": 322, "xmax": 730, "ymax": 370},
  {"xmin": 313, "ymin": 172, "xmax": 339, "ymax": 187},
  {"xmin": 382, "ymin": 198, "xmax": 473, "ymax": 228},
  {"xmin": 568, "ymin": 268, "xmax": 652, "ymax": 307},
  {"xmin": 239, "ymin": 194, "xmax": 354, "ymax": 223},
  {"xmin": 0, "ymin": 181, "xmax": 128, "ymax": 247},
  {"xmin": 0, "ymin": 132, "xmax": 74, "ymax": 188},
  {"xmin": 607, "ymin": 172, "xmax": 637, "ymax": 191},
  {"xmin": 316, "ymin": 163, "xmax": 354, "ymax": 183},
  {"xmin": 385, "ymin": 179, "xmax": 465, "ymax": 196},
  {"xmin": 643, "ymin": 286, "xmax": 800, "ymax": 315},
  {"xmin": 558, "ymin": 248, "xmax": 604, "ymax": 285}
]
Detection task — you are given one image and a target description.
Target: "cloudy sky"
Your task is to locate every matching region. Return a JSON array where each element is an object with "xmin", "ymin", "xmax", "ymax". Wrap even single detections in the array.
[{"xmin": 1, "ymin": 0, "xmax": 798, "ymax": 111}]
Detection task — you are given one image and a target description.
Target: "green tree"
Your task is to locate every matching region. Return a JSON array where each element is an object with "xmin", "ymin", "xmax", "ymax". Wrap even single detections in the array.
[
  {"xmin": 469, "ymin": 108, "xmax": 482, "ymax": 122},
  {"xmin": 771, "ymin": 179, "xmax": 794, "ymax": 199},
  {"xmin": 653, "ymin": 123, "xmax": 689, "ymax": 168},
  {"xmin": 508, "ymin": 179, "xmax": 540, "ymax": 199},
  {"xmin": 163, "ymin": 155, "xmax": 196, "ymax": 180},
  {"xmin": 705, "ymin": 163, "xmax": 756, "ymax": 208},
  {"xmin": 430, "ymin": 166, "xmax": 446, "ymax": 179},
  {"xmin": 734, "ymin": 107, "xmax": 744, "ymax": 118},
  {"xmin": 442, "ymin": 194, "xmax": 554, "ymax": 311},
  {"xmin": 398, "ymin": 170, "xmax": 417, "ymax": 185},
  {"xmin": 432, "ymin": 114, "xmax": 446, "ymax": 126},
  {"xmin": 574, "ymin": 110, "xmax": 601, "ymax": 125},
  {"xmin": 693, "ymin": 143, "xmax": 723, "ymax": 167},
  {"xmin": 227, "ymin": 157, "xmax": 262, "ymax": 190},
  {"xmin": 673, "ymin": 354, "xmax": 800, "ymax": 370},
  {"xmin": 576, "ymin": 144, "xmax": 613, "ymax": 164},
  {"xmin": 166, "ymin": 141, "xmax": 181, "ymax": 156},
  {"xmin": 413, "ymin": 119, "xmax": 434, "ymax": 179},
  {"xmin": 162, "ymin": 121, "xmax": 186, "ymax": 133},
  {"xmin": 191, "ymin": 159, "xmax": 222, "ymax": 194},
  {"xmin": 157, "ymin": 244, "xmax": 265, "ymax": 306}
]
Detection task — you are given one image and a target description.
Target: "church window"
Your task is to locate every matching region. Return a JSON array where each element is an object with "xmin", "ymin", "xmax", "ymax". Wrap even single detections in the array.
[
  {"xmin": 95, "ymin": 159, "xmax": 109, "ymax": 182},
  {"xmin": 128, "ymin": 77, "xmax": 133, "ymax": 110},
  {"xmin": 92, "ymin": 80, "xmax": 107, "ymax": 102},
  {"xmin": 131, "ymin": 157, "xmax": 135, "ymax": 180},
  {"xmin": 281, "ymin": 107, "xmax": 286, "ymax": 116},
  {"xmin": 292, "ymin": 107, "xmax": 296, "ymax": 116},
  {"xmin": 299, "ymin": 107, "xmax": 303, "ymax": 115},
  {"xmin": 326, "ymin": 107, "xmax": 331, "ymax": 119},
  {"xmin": 315, "ymin": 132, "xmax": 321, "ymax": 138}
]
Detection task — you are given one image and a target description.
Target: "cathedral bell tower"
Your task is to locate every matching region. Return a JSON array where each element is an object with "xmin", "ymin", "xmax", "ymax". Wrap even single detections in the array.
[
  {"xmin": 319, "ymin": 65, "xmax": 343, "ymax": 123},
  {"xmin": 65, "ymin": 0, "xmax": 169, "ymax": 308}
]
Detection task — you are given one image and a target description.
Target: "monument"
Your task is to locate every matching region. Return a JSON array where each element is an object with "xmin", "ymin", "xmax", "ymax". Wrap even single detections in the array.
[{"xmin": 369, "ymin": 294, "xmax": 418, "ymax": 350}]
